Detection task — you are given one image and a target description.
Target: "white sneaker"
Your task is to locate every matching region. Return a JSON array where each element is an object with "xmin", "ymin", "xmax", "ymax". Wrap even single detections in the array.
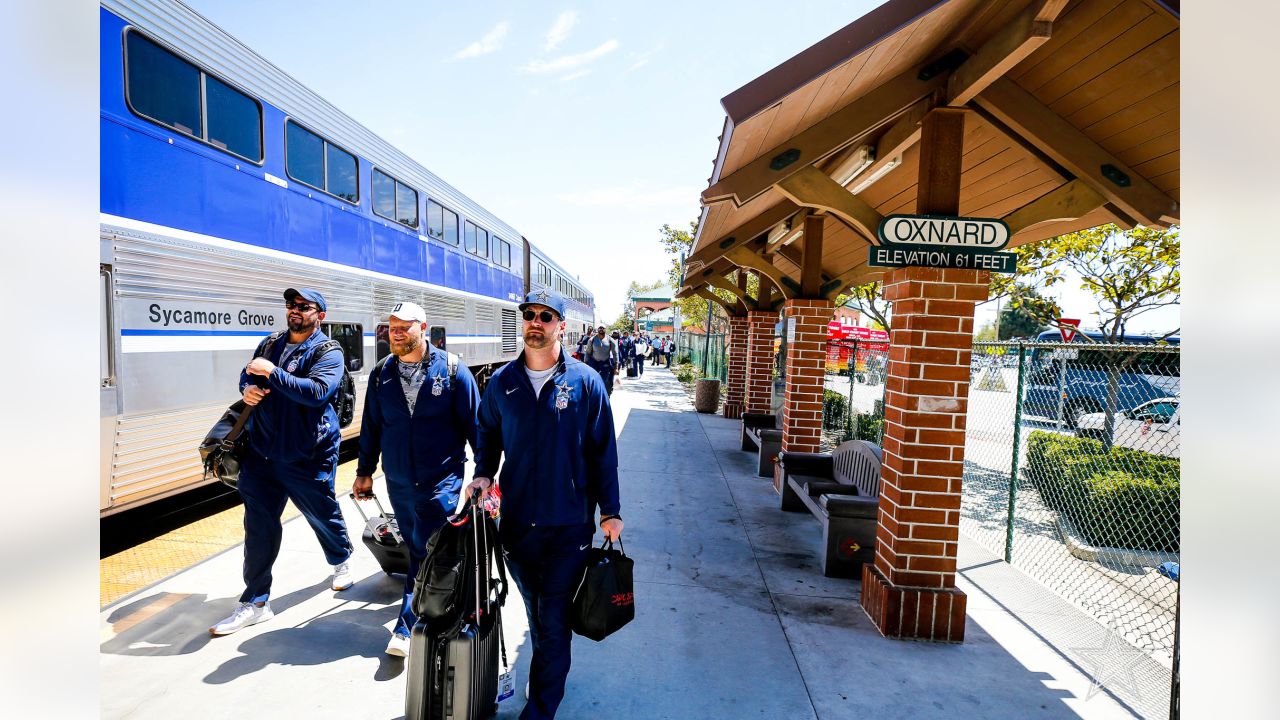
[
  {"xmin": 332, "ymin": 561, "xmax": 354, "ymax": 590},
  {"xmin": 386, "ymin": 631, "xmax": 411, "ymax": 657},
  {"xmin": 209, "ymin": 602, "xmax": 274, "ymax": 636}
]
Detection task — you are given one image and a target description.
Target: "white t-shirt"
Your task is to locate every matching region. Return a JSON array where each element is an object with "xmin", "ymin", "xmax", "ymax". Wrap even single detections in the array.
[{"xmin": 525, "ymin": 365, "xmax": 556, "ymax": 397}]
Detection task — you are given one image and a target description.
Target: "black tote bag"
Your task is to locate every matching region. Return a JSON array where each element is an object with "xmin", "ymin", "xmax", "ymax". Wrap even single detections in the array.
[
  {"xmin": 197, "ymin": 400, "xmax": 254, "ymax": 490},
  {"xmin": 570, "ymin": 538, "xmax": 635, "ymax": 641}
]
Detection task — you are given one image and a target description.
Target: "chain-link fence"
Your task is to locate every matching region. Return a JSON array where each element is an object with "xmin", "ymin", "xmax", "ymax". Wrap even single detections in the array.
[
  {"xmin": 961, "ymin": 340, "xmax": 1179, "ymax": 717},
  {"xmin": 675, "ymin": 333, "xmax": 727, "ymax": 382},
  {"xmin": 820, "ymin": 337, "xmax": 890, "ymax": 450},
  {"xmin": 815, "ymin": 335, "xmax": 1180, "ymax": 714}
]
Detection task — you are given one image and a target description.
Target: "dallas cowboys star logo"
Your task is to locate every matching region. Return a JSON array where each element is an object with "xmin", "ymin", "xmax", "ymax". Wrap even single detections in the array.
[
  {"xmin": 1071, "ymin": 630, "xmax": 1147, "ymax": 703},
  {"xmin": 535, "ymin": 290, "xmax": 550, "ymax": 303}
]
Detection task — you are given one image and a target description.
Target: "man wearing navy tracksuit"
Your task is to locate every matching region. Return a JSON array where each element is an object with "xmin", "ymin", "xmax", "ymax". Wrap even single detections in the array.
[
  {"xmin": 210, "ymin": 287, "xmax": 354, "ymax": 636},
  {"xmin": 352, "ymin": 301, "xmax": 480, "ymax": 657},
  {"xmin": 466, "ymin": 289, "xmax": 622, "ymax": 720}
]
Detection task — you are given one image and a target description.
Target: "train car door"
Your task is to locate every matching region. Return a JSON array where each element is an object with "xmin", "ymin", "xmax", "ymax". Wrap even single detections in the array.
[{"xmin": 100, "ymin": 264, "xmax": 119, "ymax": 513}]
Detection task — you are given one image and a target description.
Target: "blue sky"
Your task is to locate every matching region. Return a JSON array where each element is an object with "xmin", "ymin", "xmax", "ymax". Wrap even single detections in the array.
[{"xmin": 184, "ymin": 0, "xmax": 1178, "ymax": 334}]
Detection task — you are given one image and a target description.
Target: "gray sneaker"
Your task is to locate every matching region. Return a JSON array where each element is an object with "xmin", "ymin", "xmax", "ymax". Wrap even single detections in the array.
[
  {"xmin": 209, "ymin": 602, "xmax": 274, "ymax": 636},
  {"xmin": 386, "ymin": 631, "xmax": 411, "ymax": 657},
  {"xmin": 332, "ymin": 561, "xmax": 354, "ymax": 590}
]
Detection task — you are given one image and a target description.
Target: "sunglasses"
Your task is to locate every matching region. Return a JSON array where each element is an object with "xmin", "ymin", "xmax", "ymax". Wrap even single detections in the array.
[
  {"xmin": 522, "ymin": 309, "xmax": 559, "ymax": 323},
  {"xmin": 285, "ymin": 301, "xmax": 318, "ymax": 312}
]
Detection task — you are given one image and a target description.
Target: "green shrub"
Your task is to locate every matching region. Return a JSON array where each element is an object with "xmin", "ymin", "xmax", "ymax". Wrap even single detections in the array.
[
  {"xmin": 822, "ymin": 390, "xmax": 849, "ymax": 430},
  {"xmin": 674, "ymin": 363, "xmax": 699, "ymax": 384},
  {"xmin": 855, "ymin": 413, "xmax": 885, "ymax": 444},
  {"xmin": 1023, "ymin": 430, "xmax": 1180, "ymax": 552}
]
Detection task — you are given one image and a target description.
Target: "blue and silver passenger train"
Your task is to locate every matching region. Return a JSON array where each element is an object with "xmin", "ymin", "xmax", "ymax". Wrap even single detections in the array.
[{"xmin": 99, "ymin": 0, "xmax": 596, "ymax": 515}]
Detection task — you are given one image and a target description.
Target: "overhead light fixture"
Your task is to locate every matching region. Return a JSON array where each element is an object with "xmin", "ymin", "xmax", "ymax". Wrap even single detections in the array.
[
  {"xmin": 831, "ymin": 144, "xmax": 876, "ymax": 187},
  {"xmin": 849, "ymin": 155, "xmax": 902, "ymax": 194},
  {"xmin": 767, "ymin": 208, "xmax": 810, "ymax": 246}
]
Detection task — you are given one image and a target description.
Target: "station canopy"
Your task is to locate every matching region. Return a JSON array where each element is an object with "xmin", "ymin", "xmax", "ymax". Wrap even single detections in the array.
[{"xmin": 678, "ymin": 0, "xmax": 1179, "ymax": 303}]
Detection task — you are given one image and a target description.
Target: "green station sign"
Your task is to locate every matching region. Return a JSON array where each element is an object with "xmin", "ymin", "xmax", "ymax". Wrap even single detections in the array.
[{"xmin": 869, "ymin": 214, "xmax": 1017, "ymax": 273}]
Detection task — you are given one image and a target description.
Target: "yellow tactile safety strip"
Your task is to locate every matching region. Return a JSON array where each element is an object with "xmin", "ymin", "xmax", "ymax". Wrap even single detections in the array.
[{"xmin": 100, "ymin": 460, "xmax": 360, "ymax": 608}]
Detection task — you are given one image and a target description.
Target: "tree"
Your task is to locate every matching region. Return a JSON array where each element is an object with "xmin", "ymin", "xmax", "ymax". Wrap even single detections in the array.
[
  {"xmin": 995, "ymin": 223, "xmax": 1180, "ymax": 443},
  {"xmin": 833, "ymin": 281, "xmax": 890, "ymax": 331},
  {"xmin": 990, "ymin": 285, "xmax": 1059, "ymax": 340}
]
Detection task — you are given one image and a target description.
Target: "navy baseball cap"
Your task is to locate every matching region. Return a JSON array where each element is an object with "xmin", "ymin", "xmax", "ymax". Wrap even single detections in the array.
[
  {"xmin": 519, "ymin": 289, "xmax": 566, "ymax": 319},
  {"xmin": 284, "ymin": 287, "xmax": 327, "ymax": 313}
]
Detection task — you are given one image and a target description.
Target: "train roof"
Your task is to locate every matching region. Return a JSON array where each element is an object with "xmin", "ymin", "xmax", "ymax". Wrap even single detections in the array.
[
  {"xmin": 102, "ymin": 0, "xmax": 525, "ymax": 245},
  {"xmin": 527, "ymin": 239, "xmax": 593, "ymax": 301}
]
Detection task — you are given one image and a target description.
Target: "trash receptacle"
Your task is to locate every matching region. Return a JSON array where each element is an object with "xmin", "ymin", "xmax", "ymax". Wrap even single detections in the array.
[{"xmin": 694, "ymin": 378, "xmax": 720, "ymax": 414}]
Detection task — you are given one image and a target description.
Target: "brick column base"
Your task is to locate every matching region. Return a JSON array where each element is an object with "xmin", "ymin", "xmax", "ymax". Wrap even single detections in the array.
[
  {"xmin": 861, "ymin": 564, "xmax": 967, "ymax": 642},
  {"xmin": 744, "ymin": 311, "xmax": 778, "ymax": 415},
  {"xmin": 723, "ymin": 316, "xmax": 748, "ymax": 419}
]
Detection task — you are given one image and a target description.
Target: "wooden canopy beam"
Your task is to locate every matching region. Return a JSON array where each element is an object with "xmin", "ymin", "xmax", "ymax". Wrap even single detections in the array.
[
  {"xmin": 973, "ymin": 77, "xmax": 1179, "ymax": 226},
  {"xmin": 702, "ymin": 66, "xmax": 949, "ymax": 207},
  {"xmin": 776, "ymin": 166, "xmax": 884, "ymax": 243},
  {"xmin": 800, "ymin": 215, "xmax": 825, "ymax": 297},
  {"xmin": 726, "ymin": 246, "xmax": 797, "ymax": 300},
  {"xmin": 1002, "ymin": 179, "xmax": 1107, "ymax": 236},
  {"xmin": 704, "ymin": 273, "xmax": 756, "ymax": 310},
  {"xmin": 822, "ymin": 263, "xmax": 885, "ymax": 300},
  {"xmin": 685, "ymin": 200, "xmax": 798, "ymax": 271},
  {"xmin": 945, "ymin": 1, "xmax": 1055, "ymax": 107},
  {"xmin": 692, "ymin": 286, "xmax": 747, "ymax": 317}
]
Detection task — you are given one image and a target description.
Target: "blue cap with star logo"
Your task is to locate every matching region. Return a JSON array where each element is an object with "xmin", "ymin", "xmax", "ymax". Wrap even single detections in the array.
[{"xmin": 518, "ymin": 288, "xmax": 567, "ymax": 319}]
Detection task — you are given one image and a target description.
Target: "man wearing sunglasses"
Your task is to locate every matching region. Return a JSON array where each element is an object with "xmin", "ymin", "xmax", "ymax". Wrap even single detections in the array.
[
  {"xmin": 210, "ymin": 288, "xmax": 354, "ymax": 636},
  {"xmin": 352, "ymin": 301, "xmax": 480, "ymax": 657},
  {"xmin": 465, "ymin": 289, "xmax": 622, "ymax": 720}
]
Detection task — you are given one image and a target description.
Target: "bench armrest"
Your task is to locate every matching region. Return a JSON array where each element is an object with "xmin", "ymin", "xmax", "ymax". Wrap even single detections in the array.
[
  {"xmin": 821, "ymin": 494, "xmax": 879, "ymax": 518},
  {"xmin": 804, "ymin": 481, "xmax": 860, "ymax": 497},
  {"xmin": 777, "ymin": 451, "xmax": 833, "ymax": 477}
]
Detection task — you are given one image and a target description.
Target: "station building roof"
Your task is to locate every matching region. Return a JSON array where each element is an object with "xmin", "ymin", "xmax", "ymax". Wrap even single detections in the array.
[{"xmin": 678, "ymin": 0, "xmax": 1179, "ymax": 302}]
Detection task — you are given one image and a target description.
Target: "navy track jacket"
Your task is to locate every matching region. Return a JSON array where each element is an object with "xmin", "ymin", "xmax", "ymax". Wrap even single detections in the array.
[
  {"xmin": 239, "ymin": 329, "xmax": 343, "ymax": 467},
  {"xmin": 356, "ymin": 346, "xmax": 480, "ymax": 513},
  {"xmin": 475, "ymin": 347, "xmax": 620, "ymax": 528}
]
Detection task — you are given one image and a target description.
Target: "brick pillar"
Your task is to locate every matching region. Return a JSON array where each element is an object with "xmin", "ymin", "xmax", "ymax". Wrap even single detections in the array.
[
  {"xmin": 744, "ymin": 310, "xmax": 777, "ymax": 415},
  {"xmin": 860, "ymin": 267, "xmax": 989, "ymax": 643},
  {"xmin": 779, "ymin": 298, "xmax": 832, "ymax": 454},
  {"xmin": 723, "ymin": 315, "xmax": 748, "ymax": 419},
  {"xmin": 774, "ymin": 298, "xmax": 833, "ymax": 493}
]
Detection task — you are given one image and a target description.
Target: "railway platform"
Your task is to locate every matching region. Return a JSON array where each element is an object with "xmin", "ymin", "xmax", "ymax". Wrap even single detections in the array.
[{"xmin": 100, "ymin": 366, "xmax": 1137, "ymax": 719}]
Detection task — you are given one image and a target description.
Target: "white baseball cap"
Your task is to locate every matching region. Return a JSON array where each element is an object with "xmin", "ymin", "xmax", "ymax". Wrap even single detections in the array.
[{"xmin": 388, "ymin": 301, "xmax": 427, "ymax": 323}]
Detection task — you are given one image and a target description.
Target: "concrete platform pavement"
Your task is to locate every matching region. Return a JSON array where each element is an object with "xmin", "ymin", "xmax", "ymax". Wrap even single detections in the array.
[{"xmin": 100, "ymin": 365, "xmax": 1140, "ymax": 719}]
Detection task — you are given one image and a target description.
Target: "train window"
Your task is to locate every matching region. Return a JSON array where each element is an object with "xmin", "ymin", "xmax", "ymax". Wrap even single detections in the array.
[
  {"xmin": 395, "ymin": 180, "xmax": 418, "ymax": 227},
  {"xmin": 372, "ymin": 169, "xmax": 418, "ymax": 228},
  {"xmin": 442, "ymin": 206, "xmax": 459, "ymax": 245},
  {"xmin": 321, "ymin": 322, "xmax": 364, "ymax": 371},
  {"xmin": 286, "ymin": 120, "xmax": 359, "ymax": 203},
  {"xmin": 464, "ymin": 221, "xmax": 489, "ymax": 258},
  {"xmin": 429, "ymin": 326, "xmax": 447, "ymax": 351},
  {"xmin": 286, "ymin": 121, "xmax": 324, "ymax": 188},
  {"xmin": 206, "ymin": 75, "xmax": 262, "ymax": 160},
  {"xmin": 494, "ymin": 238, "xmax": 511, "ymax": 268},
  {"xmin": 326, "ymin": 144, "xmax": 358, "ymax": 202},
  {"xmin": 125, "ymin": 32, "xmax": 202, "ymax": 138},
  {"xmin": 372, "ymin": 170, "xmax": 395, "ymax": 219},
  {"xmin": 125, "ymin": 31, "xmax": 264, "ymax": 163}
]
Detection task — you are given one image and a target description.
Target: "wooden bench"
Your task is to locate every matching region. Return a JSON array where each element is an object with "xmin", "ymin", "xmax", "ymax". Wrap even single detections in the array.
[
  {"xmin": 776, "ymin": 440, "xmax": 883, "ymax": 578},
  {"xmin": 740, "ymin": 413, "xmax": 782, "ymax": 477}
]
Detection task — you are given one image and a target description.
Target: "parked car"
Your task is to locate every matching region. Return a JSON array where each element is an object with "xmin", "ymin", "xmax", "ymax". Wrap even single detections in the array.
[{"xmin": 1075, "ymin": 397, "xmax": 1180, "ymax": 458}]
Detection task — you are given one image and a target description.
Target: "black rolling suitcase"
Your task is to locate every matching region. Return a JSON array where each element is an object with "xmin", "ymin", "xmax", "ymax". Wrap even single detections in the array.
[
  {"xmin": 349, "ymin": 492, "xmax": 410, "ymax": 576},
  {"xmin": 405, "ymin": 499, "xmax": 510, "ymax": 720},
  {"xmin": 626, "ymin": 365, "xmax": 637, "ymax": 378}
]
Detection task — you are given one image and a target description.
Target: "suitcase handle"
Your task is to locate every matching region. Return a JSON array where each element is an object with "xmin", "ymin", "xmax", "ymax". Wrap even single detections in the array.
[{"xmin": 347, "ymin": 490, "xmax": 390, "ymax": 523}]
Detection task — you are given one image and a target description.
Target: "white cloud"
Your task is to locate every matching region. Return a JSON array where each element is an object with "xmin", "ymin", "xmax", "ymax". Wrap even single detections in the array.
[
  {"xmin": 557, "ymin": 185, "xmax": 701, "ymax": 208},
  {"xmin": 521, "ymin": 39, "xmax": 619, "ymax": 74},
  {"xmin": 627, "ymin": 43, "xmax": 664, "ymax": 72},
  {"xmin": 453, "ymin": 22, "xmax": 509, "ymax": 60},
  {"xmin": 560, "ymin": 69, "xmax": 591, "ymax": 83},
  {"xmin": 543, "ymin": 11, "xmax": 578, "ymax": 52}
]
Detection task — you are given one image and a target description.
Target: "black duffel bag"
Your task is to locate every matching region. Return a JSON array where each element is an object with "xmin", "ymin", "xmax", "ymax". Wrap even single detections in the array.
[
  {"xmin": 198, "ymin": 400, "xmax": 255, "ymax": 490},
  {"xmin": 571, "ymin": 538, "xmax": 635, "ymax": 641}
]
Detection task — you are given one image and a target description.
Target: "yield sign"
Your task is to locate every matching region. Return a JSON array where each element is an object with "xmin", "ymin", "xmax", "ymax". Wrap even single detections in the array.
[{"xmin": 1058, "ymin": 318, "xmax": 1081, "ymax": 343}]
